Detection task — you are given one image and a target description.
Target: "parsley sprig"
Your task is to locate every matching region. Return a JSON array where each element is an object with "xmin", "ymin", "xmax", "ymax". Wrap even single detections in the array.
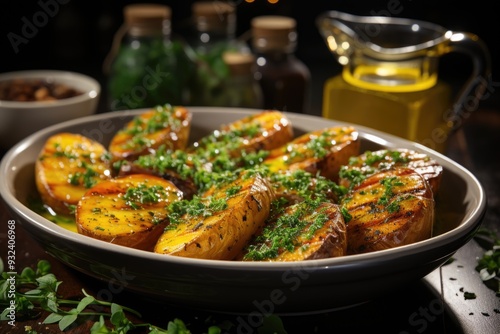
[
  {"xmin": 0, "ymin": 260, "xmax": 220, "ymax": 333},
  {"xmin": 474, "ymin": 228, "xmax": 500, "ymax": 294}
]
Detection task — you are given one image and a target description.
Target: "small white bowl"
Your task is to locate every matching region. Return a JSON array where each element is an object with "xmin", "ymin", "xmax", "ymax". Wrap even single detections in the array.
[{"xmin": 0, "ymin": 70, "xmax": 100, "ymax": 149}]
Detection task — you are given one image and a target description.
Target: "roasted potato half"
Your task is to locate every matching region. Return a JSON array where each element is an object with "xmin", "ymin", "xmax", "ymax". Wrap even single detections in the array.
[
  {"xmin": 339, "ymin": 148, "xmax": 443, "ymax": 195},
  {"xmin": 263, "ymin": 126, "xmax": 360, "ymax": 182},
  {"xmin": 76, "ymin": 174, "xmax": 183, "ymax": 251},
  {"xmin": 219, "ymin": 110, "xmax": 294, "ymax": 152},
  {"xmin": 342, "ymin": 167, "xmax": 435, "ymax": 255},
  {"xmin": 189, "ymin": 110, "xmax": 294, "ymax": 165},
  {"xmin": 154, "ymin": 170, "xmax": 275, "ymax": 260},
  {"xmin": 240, "ymin": 201, "xmax": 347, "ymax": 261},
  {"xmin": 35, "ymin": 132, "xmax": 112, "ymax": 215},
  {"xmin": 266, "ymin": 169, "xmax": 347, "ymax": 206},
  {"xmin": 117, "ymin": 158, "xmax": 198, "ymax": 201},
  {"xmin": 108, "ymin": 104, "xmax": 191, "ymax": 163}
]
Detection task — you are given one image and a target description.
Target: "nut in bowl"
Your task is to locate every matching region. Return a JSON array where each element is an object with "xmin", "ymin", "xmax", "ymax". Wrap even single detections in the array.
[{"xmin": 0, "ymin": 70, "xmax": 100, "ymax": 150}]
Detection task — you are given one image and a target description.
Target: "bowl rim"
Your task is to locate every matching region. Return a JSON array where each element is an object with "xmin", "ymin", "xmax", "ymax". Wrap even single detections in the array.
[
  {"xmin": 0, "ymin": 107, "xmax": 487, "ymax": 272},
  {"xmin": 0, "ymin": 69, "xmax": 101, "ymax": 108}
]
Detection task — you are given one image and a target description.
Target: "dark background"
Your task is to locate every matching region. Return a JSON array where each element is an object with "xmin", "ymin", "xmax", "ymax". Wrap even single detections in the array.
[{"xmin": 1, "ymin": 0, "xmax": 499, "ymax": 115}]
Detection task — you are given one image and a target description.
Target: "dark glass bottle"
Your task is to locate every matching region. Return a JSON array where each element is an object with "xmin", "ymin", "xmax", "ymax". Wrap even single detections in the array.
[
  {"xmin": 251, "ymin": 15, "xmax": 311, "ymax": 113},
  {"xmin": 104, "ymin": 4, "xmax": 194, "ymax": 111}
]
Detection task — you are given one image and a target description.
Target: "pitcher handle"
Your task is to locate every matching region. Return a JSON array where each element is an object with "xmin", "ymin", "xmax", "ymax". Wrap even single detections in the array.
[{"xmin": 446, "ymin": 32, "xmax": 492, "ymax": 135}]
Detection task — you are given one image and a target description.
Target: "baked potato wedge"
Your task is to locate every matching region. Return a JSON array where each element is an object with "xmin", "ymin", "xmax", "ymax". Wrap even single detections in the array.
[
  {"xmin": 339, "ymin": 148, "xmax": 443, "ymax": 194},
  {"xmin": 218, "ymin": 110, "xmax": 294, "ymax": 152},
  {"xmin": 341, "ymin": 167, "xmax": 434, "ymax": 255},
  {"xmin": 267, "ymin": 169, "xmax": 347, "ymax": 206},
  {"xmin": 263, "ymin": 126, "xmax": 360, "ymax": 182},
  {"xmin": 189, "ymin": 110, "xmax": 294, "ymax": 171},
  {"xmin": 117, "ymin": 148, "xmax": 198, "ymax": 201},
  {"xmin": 76, "ymin": 174, "xmax": 183, "ymax": 251},
  {"xmin": 154, "ymin": 170, "xmax": 275, "ymax": 260},
  {"xmin": 108, "ymin": 104, "xmax": 191, "ymax": 163},
  {"xmin": 240, "ymin": 201, "xmax": 347, "ymax": 261},
  {"xmin": 35, "ymin": 132, "xmax": 112, "ymax": 215}
]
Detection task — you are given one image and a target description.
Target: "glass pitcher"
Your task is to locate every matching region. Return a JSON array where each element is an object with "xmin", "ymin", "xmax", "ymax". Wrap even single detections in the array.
[{"xmin": 317, "ymin": 11, "xmax": 491, "ymax": 153}]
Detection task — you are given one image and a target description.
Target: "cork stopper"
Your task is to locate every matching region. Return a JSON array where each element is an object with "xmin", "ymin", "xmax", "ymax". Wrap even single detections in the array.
[
  {"xmin": 251, "ymin": 16, "xmax": 297, "ymax": 52},
  {"xmin": 192, "ymin": 1, "xmax": 236, "ymax": 33},
  {"xmin": 123, "ymin": 4, "xmax": 172, "ymax": 35},
  {"xmin": 223, "ymin": 52, "xmax": 255, "ymax": 76}
]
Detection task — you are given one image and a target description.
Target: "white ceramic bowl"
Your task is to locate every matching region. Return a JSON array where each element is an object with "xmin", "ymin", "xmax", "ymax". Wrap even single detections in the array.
[
  {"xmin": 0, "ymin": 70, "xmax": 100, "ymax": 149},
  {"xmin": 0, "ymin": 108, "xmax": 486, "ymax": 314}
]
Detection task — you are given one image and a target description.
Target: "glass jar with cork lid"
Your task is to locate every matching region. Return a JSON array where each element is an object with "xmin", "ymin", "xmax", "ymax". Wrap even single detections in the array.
[{"xmin": 104, "ymin": 3, "xmax": 194, "ymax": 111}]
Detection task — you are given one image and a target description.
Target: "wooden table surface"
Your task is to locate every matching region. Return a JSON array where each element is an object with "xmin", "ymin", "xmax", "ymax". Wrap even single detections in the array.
[{"xmin": 1, "ymin": 107, "xmax": 499, "ymax": 334}]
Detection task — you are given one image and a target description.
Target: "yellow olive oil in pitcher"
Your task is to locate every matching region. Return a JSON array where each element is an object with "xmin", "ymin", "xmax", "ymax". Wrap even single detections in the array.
[
  {"xmin": 322, "ymin": 66, "xmax": 452, "ymax": 153},
  {"xmin": 317, "ymin": 11, "xmax": 491, "ymax": 153}
]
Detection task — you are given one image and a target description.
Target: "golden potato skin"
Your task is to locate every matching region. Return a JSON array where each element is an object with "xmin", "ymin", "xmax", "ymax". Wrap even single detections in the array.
[
  {"xmin": 117, "ymin": 160, "xmax": 198, "ymax": 200},
  {"xmin": 240, "ymin": 201, "xmax": 347, "ymax": 262},
  {"xmin": 339, "ymin": 148, "xmax": 443, "ymax": 195},
  {"xmin": 108, "ymin": 105, "xmax": 191, "ymax": 163},
  {"xmin": 266, "ymin": 169, "xmax": 344, "ymax": 206},
  {"xmin": 342, "ymin": 168, "xmax": 434, "ymax": 255},
  {"xmin": 35, "ymin": 132, "xmax": 112, "ymax": 215},
  {"xmin": 76, "ymin": 174, "xmax": 183, "ymax": 251},
  {"xmin": 218, "ymin": 110, "xmax": 294, "ymax": 153},
  {"xmin": 187, "ymin": 110, "xmax": 294, "ymax": 168},
  {"xmin": 154, "ymin": 171, "xmax": 275, "ymax": 260},
  {"xmin": 263, "ymin": 126, "xmax": 360, "ymax": 182}
]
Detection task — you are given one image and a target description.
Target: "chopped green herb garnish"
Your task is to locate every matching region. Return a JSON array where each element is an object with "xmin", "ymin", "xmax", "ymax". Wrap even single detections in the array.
[
  {"xmin": 378, "ymin": 176, "xmax": 404, "ymax": 206},
  {"xmin": 167, "ymin": 195, "xmax": 228, "ymax": 228},
  {"xmin": 123, "ymin": 184, "xmax": 167, "ymax": 209},
  {"xmin": 243, "ymin": 199, "xmax": 325, "ymax": 261},
  {"xmin": 67, "ymin": 162, "xmax": 99, "ymax": 188}
]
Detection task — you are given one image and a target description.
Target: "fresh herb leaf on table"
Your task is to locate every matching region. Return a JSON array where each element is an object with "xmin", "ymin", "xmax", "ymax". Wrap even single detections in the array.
[
  {"xmin": 0, "ymin": 260, "xmax": 220, "ymax": 333},
  {"xmin": 474, "ymin": 228, "xmax": 500, "ymax": 295}
]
